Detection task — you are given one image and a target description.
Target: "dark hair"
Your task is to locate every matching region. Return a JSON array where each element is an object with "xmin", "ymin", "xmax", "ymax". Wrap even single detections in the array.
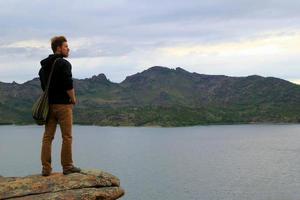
[{"xmin": 51, "ymin": 36, "xmax": 67, "ymax": 53}]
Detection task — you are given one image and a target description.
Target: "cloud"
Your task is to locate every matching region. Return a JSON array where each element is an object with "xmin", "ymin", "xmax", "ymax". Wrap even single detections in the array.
[{"xmin": 0, "ymin": 0, "xmax": 300, "ymax": 83}]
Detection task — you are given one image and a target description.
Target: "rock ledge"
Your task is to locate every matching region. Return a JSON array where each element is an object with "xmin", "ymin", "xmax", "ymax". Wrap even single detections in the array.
[{"xmin": 0, "ymin": 169, "xmax": 125, "ymax": 199}]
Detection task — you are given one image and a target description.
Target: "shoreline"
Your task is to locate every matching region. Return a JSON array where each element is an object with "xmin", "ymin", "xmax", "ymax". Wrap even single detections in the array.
[{"xmin": 0, "ymin": 122, "xmax": 299, "ymax": 128}]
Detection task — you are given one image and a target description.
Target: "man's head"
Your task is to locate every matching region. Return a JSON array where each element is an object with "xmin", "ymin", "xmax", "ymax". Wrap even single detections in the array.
[{"xmin": 51, "ymin": 36, "xmax": 69, "ymax": 57}]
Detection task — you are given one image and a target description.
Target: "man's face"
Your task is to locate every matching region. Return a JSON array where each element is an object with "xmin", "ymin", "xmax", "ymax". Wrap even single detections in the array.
[{"xmin": 57, "ymin": 42, "xmax": 70, "ymax": 57}]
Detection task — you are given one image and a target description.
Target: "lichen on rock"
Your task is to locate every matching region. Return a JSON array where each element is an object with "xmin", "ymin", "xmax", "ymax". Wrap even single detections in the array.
[{"xmin": 0, "ymin": 169, "xmax": 124, "ymax": 200}]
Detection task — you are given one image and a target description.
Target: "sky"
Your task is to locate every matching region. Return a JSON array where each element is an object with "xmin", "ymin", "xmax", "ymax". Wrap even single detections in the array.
[{"xmin": 0, "ymin": 0, "xmax": 300, "ymax": 84}]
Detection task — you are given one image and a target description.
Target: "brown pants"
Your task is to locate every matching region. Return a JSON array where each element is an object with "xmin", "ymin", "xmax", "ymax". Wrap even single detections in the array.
[{"xmin": 41, "ymin": 104, "xmax": 74, "ymax": 172}]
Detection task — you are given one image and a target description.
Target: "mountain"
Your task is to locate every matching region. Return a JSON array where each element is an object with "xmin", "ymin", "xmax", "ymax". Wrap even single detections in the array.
[{"xmin": 0, "ymin": 66, "xmax": 299, "ymax": 126}]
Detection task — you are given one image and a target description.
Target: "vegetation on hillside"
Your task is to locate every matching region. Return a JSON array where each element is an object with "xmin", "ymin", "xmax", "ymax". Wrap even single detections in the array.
[{"xmin": 0, "ymin": 66, "xmax": 299, "ymax": 126}]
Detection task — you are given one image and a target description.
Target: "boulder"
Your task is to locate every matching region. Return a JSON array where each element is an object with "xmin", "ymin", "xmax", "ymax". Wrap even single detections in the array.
[{"xmin": 0, "ymin": 169, "xmax": 124, "ymax": 199}]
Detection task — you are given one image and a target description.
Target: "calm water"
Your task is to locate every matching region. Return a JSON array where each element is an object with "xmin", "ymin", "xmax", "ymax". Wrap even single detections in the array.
[{"xmin": 1, "ymin": 124, "xmax": 300, "ymax": 199}]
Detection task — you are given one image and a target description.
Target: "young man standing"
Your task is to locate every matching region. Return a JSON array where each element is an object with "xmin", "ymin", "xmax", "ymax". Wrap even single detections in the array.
[{"xmin": 38, "ymin": 36, "xmax": 81, "ymax": 176}]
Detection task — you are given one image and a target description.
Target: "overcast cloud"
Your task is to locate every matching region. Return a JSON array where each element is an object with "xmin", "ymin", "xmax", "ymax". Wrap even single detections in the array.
[{"xmin": 0, "ymin": 0, "xmax": 300, "ymax": 84}]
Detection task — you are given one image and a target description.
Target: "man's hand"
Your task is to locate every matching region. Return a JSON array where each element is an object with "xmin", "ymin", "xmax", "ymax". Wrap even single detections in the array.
[
  {"xmin": 67, "ymin": 88, "xmax": 77, "ymax": 105},
  {"xmin": 69, "ymin": 98, "xmax": 76, "ymax": 104}
]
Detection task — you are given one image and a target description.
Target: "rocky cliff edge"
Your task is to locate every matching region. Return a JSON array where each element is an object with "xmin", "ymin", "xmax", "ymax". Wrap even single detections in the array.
[{"xmin": 0, "ymin": 169, "xmax": 125, "ymax": 199}]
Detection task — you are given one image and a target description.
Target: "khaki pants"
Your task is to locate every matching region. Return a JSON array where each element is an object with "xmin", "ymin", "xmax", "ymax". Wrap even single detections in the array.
[{"xmin": 41, "ymin": 104, "xmax": 74, "ymax": 172}]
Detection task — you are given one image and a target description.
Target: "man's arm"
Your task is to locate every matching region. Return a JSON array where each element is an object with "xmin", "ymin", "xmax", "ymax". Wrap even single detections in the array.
[
  {"xmin": 61, "ymin": 60, "xmax": 76, "ymax": 104},
  {"xmin": 38, "ymin": 68, "xmax": 45, "ymax": 91}
]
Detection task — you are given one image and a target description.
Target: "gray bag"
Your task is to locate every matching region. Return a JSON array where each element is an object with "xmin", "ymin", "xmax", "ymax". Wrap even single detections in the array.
[{"xmin": 32, "ymin": 58, "xmax": 60, "ymax": 125}]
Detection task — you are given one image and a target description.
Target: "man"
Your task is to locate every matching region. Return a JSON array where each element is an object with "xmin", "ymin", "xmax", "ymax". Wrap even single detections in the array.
[{"xmin": 38, "ymin": 36, "xmax": 81, "ymax": 176}]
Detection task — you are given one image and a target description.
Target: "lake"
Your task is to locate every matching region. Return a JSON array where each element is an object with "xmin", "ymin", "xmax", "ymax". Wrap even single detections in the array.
[{"xmin": 1, "ymin": 124, "xmax": 300, "ymax": 199}]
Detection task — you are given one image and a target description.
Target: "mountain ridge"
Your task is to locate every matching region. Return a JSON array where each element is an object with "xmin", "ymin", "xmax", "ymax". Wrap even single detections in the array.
[
  {"xmin": 0, "ymin": 66, "xmax": 299, "ymax": 126},
  {"xmin": 1, "ymin": 66, "xmax": 296, "ymax": 85}
]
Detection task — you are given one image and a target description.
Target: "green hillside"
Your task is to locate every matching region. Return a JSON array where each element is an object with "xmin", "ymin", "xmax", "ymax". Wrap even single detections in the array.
[{"xmin": 0, "ymin": 66, "xmax": 299, "ymax": 126}]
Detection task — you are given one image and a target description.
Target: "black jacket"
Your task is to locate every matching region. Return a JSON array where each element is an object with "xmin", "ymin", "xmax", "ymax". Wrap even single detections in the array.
[{"xmin": 39, "ymin": 53, "xmax": 73, "ymax": 104}]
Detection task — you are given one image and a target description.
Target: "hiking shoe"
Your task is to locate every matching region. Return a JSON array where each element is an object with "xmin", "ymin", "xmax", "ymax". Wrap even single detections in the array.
[
  {"xmin": 63, "ymin": 166, "xmax": 81, "ymax": 175},
  {"xmin": 42, "ymin": 170, "xmax": 51, "ymax": 176}
]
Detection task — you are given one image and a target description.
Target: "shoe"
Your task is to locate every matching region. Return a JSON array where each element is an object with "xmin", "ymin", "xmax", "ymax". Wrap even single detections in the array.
[
  {"xmin": 63, "ymin": 166, "xmax": 81, "ymax": 175},
  {"xmin": 42, "ymin": 170, "xmax": 51, "ymax": 176}
]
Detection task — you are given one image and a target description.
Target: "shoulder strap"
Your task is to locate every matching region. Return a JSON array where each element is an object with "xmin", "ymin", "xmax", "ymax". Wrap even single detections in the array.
[{"xmin": 45, "ymin": 58, "xmax": 60, "ymax": 93}]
